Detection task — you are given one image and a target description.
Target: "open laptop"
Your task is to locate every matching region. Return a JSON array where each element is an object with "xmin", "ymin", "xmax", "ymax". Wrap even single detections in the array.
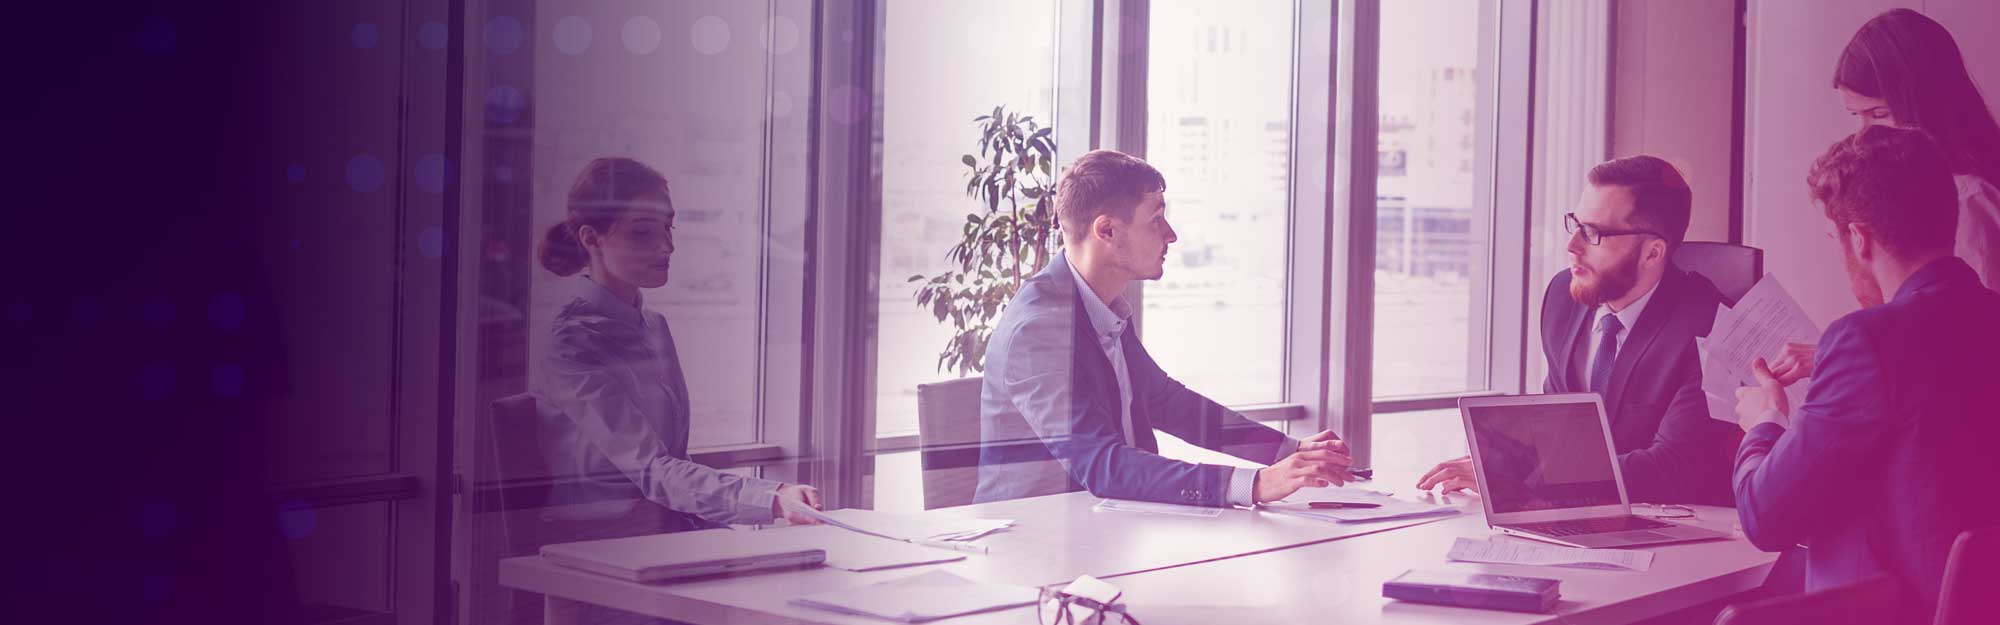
[{"xmin": 1458, "ymin": 393, "xmax": 1728, "ymax": 549}]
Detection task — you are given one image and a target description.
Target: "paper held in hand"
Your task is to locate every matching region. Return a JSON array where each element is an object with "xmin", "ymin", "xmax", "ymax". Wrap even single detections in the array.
[{"xmin": 1697, "ymin": 273, "xmax": 1822, "ymax": 422}]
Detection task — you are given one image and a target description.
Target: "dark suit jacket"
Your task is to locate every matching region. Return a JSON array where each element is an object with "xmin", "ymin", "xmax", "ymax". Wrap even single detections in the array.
[
  {"xmin": 1541, "ymin": 266, "xmax": 1742, "ymax": 505},
  {"xmin": 1734, "ymin": 258, "xmax": 2000, "ymax": 622},
  {"xmin": 974, "ymin": 253, "xmax": 1290, "ymax": 506}
]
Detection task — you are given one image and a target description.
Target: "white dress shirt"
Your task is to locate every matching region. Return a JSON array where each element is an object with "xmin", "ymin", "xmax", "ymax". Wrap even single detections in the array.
[
  {"xmin": 1954, "ymin": 174, "xmax": 2000, "ymax": 291},
  {"xmin": 1066, "ymin": 262, "xmax": 1277, "ymax": 506}
]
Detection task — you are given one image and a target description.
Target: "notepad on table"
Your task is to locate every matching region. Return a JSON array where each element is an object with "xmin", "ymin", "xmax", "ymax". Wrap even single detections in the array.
[
  {"xmin": 790, "ymin": 570, "xmax": 1039, "ymax": 622},
  {"xmin": 1383, "ymin": 569, "xmax": 1561, "ymax": 613},
  {"xmin": 1446, "ymin": 536, "xmax": 1656, "ymax": 572}
]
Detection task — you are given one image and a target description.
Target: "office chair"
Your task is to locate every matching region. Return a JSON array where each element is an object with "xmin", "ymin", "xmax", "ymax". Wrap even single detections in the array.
[
  {"xmin": 485, "ymin": 393, "xmax": 560, "ymax": 553},
  {"xmin": 1672, "ymin": 241, "xmax": 1764, "ymax": 306},
  {"xmin": 1935, "ymin": 525, "xmax": 2000, "ymax": 625},
  {"xmin": 1713, "ymin": 574, "xmax": 1901, "ymax": 625},
  {"xmin": 915, "ymin": 376, "xmax": 1070, "ymax": 509}
]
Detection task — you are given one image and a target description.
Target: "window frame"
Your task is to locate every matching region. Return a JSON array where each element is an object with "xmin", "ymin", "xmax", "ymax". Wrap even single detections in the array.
[{"xmin": 846, "ymin": 0, "xmax": 1544, "ymax": 497}]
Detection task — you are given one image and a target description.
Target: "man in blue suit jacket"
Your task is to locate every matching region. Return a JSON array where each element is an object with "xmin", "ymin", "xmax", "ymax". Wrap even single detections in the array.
[
  {"xmin": 974, "ymin": 149, "xmax": 1353, "ymax": 507},
  {"xmin": 1733, "ymin": 126, "xmax": 2000, "ymax": 622},
  {"xmin": 1418, "ymin": 156, "xmax": 1743, "ymax": 505}
]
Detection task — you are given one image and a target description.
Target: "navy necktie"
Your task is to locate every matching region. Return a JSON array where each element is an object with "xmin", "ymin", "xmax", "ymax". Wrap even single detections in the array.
[{"xmin": 1589, "ymin": 313, "xmax": 1624, "ymax": 394}]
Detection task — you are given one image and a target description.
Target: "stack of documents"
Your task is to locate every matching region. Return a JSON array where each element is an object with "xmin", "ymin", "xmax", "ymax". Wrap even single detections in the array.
[
  {"xmin": 1262, "ymin": 486, "xmax": 1459, "ymax": 523},
  {"xmin": 1446, "ymin": 537, "xmax": 1655, "ymax": 572},
  {"xmin": 1696, "ymin": 274, "xmax": 1821, "ymax": 423},
  {"xmin": 790, "ymin": 570, "xmax": 1039, "ymax": 622}
]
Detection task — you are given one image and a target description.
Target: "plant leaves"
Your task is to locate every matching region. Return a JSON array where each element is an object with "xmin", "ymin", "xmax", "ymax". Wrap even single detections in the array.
[{"xmin": 914, "ymin": 103, "xmax": 1061, "ymax": 373}]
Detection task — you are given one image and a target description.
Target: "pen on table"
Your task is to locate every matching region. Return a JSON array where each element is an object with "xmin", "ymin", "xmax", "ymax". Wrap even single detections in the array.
[
  {"xmin": 913, "ymin": 538, "xmax": 989, "ymax": 554},
  {"xmin": 1308, "ymin": 501, "xmax": 1383, "ymax": 509}
]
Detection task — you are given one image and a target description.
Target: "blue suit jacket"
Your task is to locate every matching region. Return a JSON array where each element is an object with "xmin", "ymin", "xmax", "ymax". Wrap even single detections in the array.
[
  {"xmin": 1734, "ymin": 258, "xmax": 2000, "ymax": 621},
  {"xmin": 973, "ymin": 253, "xmax": 1290, "ymax": 506},
  {"xmin": 1541, "ymin": 266, "xmax": 1743, "ymax": 504}
]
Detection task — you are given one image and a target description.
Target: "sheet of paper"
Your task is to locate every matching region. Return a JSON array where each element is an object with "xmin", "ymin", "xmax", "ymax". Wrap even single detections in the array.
[
  {"xmin": 1093, "ymin": 498, "xmax": 1224, "ymax": 517},
  {"xmin": 1263, "ymin": 486, "xmax": 1459, "ymax": 523},
  {"xmin": 780, "ymin": 499, "xmax": 902, "ymax": 541},
  {"xmin": 1701, "ymin": 274, "xmax": 1820, "ymax": 422},
  {"xmin": 789, "ymin": 570, "xmax": 1038, "ymax": 622},
  {"xmin": 774, "ymin": 525, "xmax": 967, "ymax": 572},
  {"xmin": 1704, "ymin": 389, "xmax": 1737, "ymax": 427},
  {"xmin": 1446, "ymin": 537, "xmax": 1655, "ymax": 572},
  {"xmin": 817, "ymin": 508, "xmax": 1013, "ymax": 542}
]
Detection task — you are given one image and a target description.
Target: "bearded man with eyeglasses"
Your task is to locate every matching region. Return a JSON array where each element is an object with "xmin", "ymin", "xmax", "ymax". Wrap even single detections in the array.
[{"xmin": 1416, "ymin": 155, "xmax": 1742, "ymax": 507}]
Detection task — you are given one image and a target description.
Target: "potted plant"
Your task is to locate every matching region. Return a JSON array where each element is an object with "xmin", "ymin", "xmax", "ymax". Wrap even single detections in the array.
[{"xmin": 909, "ymin": 106, "xmax": 1061, "ymax": 376}]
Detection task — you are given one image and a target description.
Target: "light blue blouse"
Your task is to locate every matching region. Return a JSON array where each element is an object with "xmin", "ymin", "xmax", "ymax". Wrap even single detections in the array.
[{"xmin": 535, "ymin": 277, "xmax": 779, "ymax": 525}]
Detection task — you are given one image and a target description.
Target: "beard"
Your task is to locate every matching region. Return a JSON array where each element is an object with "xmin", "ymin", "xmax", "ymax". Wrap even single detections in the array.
[
  {"xmin": 1843, "ymin": 243, "xmax": 1886, "ymax": 308},
  {"xmin": 1569, "ymin": 250, "xmax": 1642, "ymax": 307}
]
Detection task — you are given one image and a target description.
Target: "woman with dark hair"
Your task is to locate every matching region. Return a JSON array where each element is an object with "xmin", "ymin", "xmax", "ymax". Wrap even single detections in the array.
[
  {"xmin": 1832, "ymin": 7, "xmax": 2000, "ymax": 289},
  {"xmin": 535, "ymin": 157, "xmax": 821, "ymax": 539},
  {"xmin": 1772, "ymin": 9, "xmax": 2000, "ymax": 386}
]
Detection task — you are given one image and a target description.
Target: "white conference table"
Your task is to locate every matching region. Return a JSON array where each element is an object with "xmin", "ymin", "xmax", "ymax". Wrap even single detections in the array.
[
  {"xmin": 1058, "ymin": 502, "xmax": 1773, "ymax": 625},
  {"xmin": 499, "ymin": 485, "xmax": 1778, "ymax": 625}
]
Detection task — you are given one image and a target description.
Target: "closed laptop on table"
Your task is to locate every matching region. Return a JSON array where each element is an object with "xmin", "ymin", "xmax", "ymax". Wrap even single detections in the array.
[{"xmin": 540, "ymin": 527, "xmax": 824, "ymax": 583}]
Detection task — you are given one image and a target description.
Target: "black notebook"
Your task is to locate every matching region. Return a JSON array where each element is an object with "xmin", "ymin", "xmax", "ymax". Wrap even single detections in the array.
[{"xmin": 1382, "ymin": 569, "xmax": 1561, "ymax": 613}]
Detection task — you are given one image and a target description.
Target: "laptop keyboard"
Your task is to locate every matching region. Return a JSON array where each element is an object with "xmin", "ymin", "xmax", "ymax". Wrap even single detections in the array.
[{"xmin": 1513, "ymin": 516, "xmax": 1672, "ymax": 537}]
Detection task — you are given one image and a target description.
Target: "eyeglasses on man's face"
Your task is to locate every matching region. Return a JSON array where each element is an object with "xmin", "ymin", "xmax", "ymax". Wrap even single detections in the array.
[{"xmin": 1564, "ymin": 212, "xmax": 1666, "ymax": 247}]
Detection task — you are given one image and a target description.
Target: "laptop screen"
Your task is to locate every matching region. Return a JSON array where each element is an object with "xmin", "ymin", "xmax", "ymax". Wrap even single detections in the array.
[{"xmin": 1467, "ymin": 400, "xmax": 1622, "ymax": 514}]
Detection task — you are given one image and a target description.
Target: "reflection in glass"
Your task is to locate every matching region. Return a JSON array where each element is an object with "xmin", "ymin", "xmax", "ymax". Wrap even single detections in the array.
[{"xmin": 532, "ymin": 157, "xmax": 790, "ymax": 531}]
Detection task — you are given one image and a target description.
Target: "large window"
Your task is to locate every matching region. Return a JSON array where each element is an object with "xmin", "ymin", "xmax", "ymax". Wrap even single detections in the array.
[
  {"xmin": 1370, "ymin": 0, "xmax": 1496, "ymax": 399},
  {"xmin": 870, "ymin": 0, "xmax": 1058, "ymax": 510},
  {"xmin": 392, "ymin": 1, "xmax": 1559, "ymax": 622},
  {"xmin": 1141, "ymin": 0, "xmax": 1296, "ymax": 406}
]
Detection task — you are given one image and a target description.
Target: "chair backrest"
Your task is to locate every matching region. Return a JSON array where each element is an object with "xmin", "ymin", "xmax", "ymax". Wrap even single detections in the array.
[
  {"xmin": 1715, "ymin": 574, "xmax": 1901, "ymax": 625},
  {"xmin": 487, "ymin": 393, "xmax": 553, "ymax": 514},
  {"xmin": 1935, "ymin": 525, "xmax": 2000, "ymax": 625},
  {"xmin": 1673, "ymin": 241, "xmax": 1764, "ymax": 305},
  {"xmin": 916, "ymin": 377, "xmax": 988, "ymax": 510},
  {"xmin": 915, "ymin": 376, "xmax": 1070, "ymax": 509}
]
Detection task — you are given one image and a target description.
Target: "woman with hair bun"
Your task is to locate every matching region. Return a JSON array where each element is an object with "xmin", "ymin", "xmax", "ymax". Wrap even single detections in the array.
[{"xmin": 535, "ymin": 157, "xmax": 820, "ymax": 541}]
